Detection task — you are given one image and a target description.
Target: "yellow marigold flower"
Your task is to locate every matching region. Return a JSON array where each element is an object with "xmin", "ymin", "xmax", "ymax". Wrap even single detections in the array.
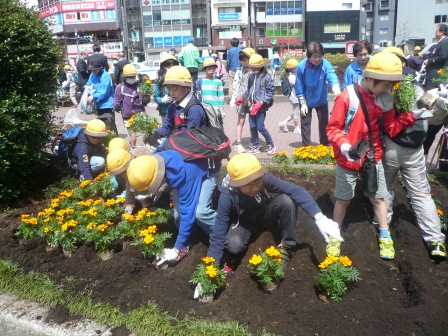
[
  {"xmin": 328, "ymin": 254, "xmax": 339, "ymax": 263},
  {"xmin": 61, "ymin": 223, "xmax": 69, "ymax": 232},
  {"xmin": 135, "ymin": 214, "xmax": 143, "ymax": 221},
  {"xmin": 437, "ymin": 209, "xmax": 444, "ymax": 216},
  {"xmin": 87, "ymin": 222, "xmax": 96, "ymax": 229},
  {"xmin": 318, "ymin": 260, "xmax": 330, "ymax": 269},
  {"xmin": 44, "ymin": 227, "xmax": 53, "ymax": 233},
  {"xmin": 339, "ymin": 256, "xmax": 352, "ymax": 267},
  {"xmin": 201, "ymin": 256, "xmax": 215, "ymax": 264},
  {"xmin": 139, "ymin": 229, "xmax": 149, "ymax": 236},
  {"xmin": 97, "ymin": 224, "xmax": 108, "ymax": 232},
  {"xmin": 93, "ymin": 199, "xmax": 102, "ymax": 205},
  {"xmin": 266, "ymin": 246, "xmax": 281, "ymax": 259},
  {"xmin": 147, "ymin": 225, "xmax": 157, "ymax": 234},
  {"xmin": 438, "ymin": 68, "xmax": 446, "ymax": 74},
  {"xmin": 138, "ymin": 208, "xmax": 149, "ymax": 215},
  {"xmin": 37, "ymin": 211, "xmax": 45, "ymax": 217},
  {"xmin": 21, "ymin": 214, "xmax": 30, "ymax": 221},
  {"xmin": 104, "ymin": 199, "xmax": 115, "ymax": 207},
  {"xmin": 122, "ymin": 214, "xmax": 134, "ymax": 221},
  {"xmin": 144, "ymin": 234, "xmax": 155, "ymax": 244},
  {"xmin": 43, "ymin": 218, "xmax": 51, "ymax": 223},
  {"xmin": 249, "ymin": 254, "xmax": 263, "ymax": 266},
  {"xmin": 145, "ymin": 79, "xmax": 151, "ymax": 84},
  {"xmin": 80, "ymin": 180, "xmax": 92, "ymax": 188},
  {"xmin": 44, "ymin": 208, "xmax": 55, "ymax": 215},
  {"xmin": 116, "ymin": 197, "xmax": 125, "ymax": 203},
  {"xmin": 29, "ymin": 217, "xmax": 38, "ymax": 225},
  {"xmin": 205, "ymin": 265, "xmax": 217, "ymax": 278}
]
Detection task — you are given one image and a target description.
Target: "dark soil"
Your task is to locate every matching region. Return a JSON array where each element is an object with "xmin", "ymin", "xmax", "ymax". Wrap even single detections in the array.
[{"xmin": 1, "ymin": 170, "xmax": 447, "ymax": 336}]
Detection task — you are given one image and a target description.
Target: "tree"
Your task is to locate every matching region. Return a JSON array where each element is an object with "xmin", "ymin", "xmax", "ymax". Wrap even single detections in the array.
[{"xmin": 0, "ymin": 0, "xmax": 63, "ymax": 206}]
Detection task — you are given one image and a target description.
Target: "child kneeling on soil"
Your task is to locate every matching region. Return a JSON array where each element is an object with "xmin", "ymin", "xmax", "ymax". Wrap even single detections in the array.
[
  {"xmin": 206, "ymin": 153, "xmax": 343, "ymax": 277},
  {"xmin": 326, "ymin": 52, "xmax": 418, "ymax": 260},
  {"xmin": 126, "ymin": 151, "xmax": 216, "ymax": 267},
  {"xmin": 71, "ymin": 119, "xmax": 108, "ymax": 182}
]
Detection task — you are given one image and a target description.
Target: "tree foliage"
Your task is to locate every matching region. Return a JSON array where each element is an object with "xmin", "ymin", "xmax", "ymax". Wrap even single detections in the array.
[{"xmin": 0, "ymin": 0, "xmax": 63, "ymax": 206}]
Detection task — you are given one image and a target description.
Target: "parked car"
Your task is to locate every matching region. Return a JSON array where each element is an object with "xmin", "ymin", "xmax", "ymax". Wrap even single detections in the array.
[{"xmin": 132, "ymin": 62, "xmax": 158, "ymax": 82}]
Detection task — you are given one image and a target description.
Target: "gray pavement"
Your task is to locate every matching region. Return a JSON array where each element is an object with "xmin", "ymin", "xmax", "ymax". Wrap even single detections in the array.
[{"xmin": 54, "ymin": 95, "xmax": 442, "ymax": 168}]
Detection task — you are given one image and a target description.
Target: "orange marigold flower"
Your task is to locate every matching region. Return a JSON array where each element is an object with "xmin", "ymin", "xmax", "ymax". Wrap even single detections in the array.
[{"xmin": 437, "ymin": 209, "xmax": 444, "ymax": 216}]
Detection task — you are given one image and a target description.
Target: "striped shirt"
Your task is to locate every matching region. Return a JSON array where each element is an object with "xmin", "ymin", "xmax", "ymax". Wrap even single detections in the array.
[{"xmin": 198, "ymin": 78, "xmax": 224, "ymax": 108}]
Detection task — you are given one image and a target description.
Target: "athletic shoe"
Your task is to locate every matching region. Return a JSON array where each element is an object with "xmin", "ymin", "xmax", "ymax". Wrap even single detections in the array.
[
  {"xmin": 379, "ymin": 238, "xmax": 395, "ymax": 260},
  {"xmin": 248, "ymin": 146, "xmax": 260, "ymax": 154},
  {"xmin": 222, "ymin": 257, "xmax": 236, "ymax": 277},
  {"xmin": 293, "ymin": 127, "xmax": 301, "ymax": 134},
  {"xmin": 279, "ymin": 121, "xmax": 288, "ymax": 132},
  {"xmin": 326, "ymin": 237, "xmax": 341, "ymax": 257},
  {"xmin": 234, "ymin": 143, "xmax": 246, "ymax": 153},
  {"xmin": 267, "ymin": 145, "xmax": 276, "ymax": 155},
  {"xmin": 174, "ymin": 246, "xmax": 190, "ymax": 263},
  {"xmin": 277, "ymin": 242, "xmax": 292, "ymax": 268},
  {"xmin": 429, "ymin": 242, "xmax": 447, "ymax": 259}
]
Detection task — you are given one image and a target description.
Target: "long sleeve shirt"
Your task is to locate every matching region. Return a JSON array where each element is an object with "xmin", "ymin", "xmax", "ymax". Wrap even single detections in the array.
[{"xmin": 86, "ymin": 69, "xmax": 114, "ymax": 109}]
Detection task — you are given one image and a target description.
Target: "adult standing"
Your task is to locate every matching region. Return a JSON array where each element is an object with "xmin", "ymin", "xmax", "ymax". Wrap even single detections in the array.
[
  {"xmin": 343, "ymin": 40, "xmax": 372, "ymax": 89},
  {"xmin": 76, "ymin": 51, "xmax": 90, "ymax": 94},
  {"xmin": 113, "ymin": 51, "xmax": 130, "ymax": 86},
  {"xmin": 424, "ymin": 24, "xmax": 448, "ymax": 90},
  {"xmin": 398, "ymin": 38, "xmax": 409, "ymax": 54},
  {"xmin": 225, "ymin": 38, "xmax": 241, "ymax": 104},
  {"xmin": 87, "ymin": 44, "xmax": 109, "ymax": 72},
  {"xmin": 86, "ymin": 59, "xmax": 117, "ymax": 135},
  {"xmin": 178, "ymin": 38, "xmax": 202, "ymax": 83},
  {"xmin": 295, "ymin": 41, "xmax": 340, "ymax": 146}
]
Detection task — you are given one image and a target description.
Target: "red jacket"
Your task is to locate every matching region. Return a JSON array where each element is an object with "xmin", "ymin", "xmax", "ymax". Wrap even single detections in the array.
[{"xmin": 327, "ymin": 84, "xmax": 415, "ymax": 171}]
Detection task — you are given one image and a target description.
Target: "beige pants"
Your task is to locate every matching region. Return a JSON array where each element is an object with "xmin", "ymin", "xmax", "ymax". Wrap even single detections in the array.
[{"xmin": 228, "ymin": 70, "xmax": 236, "ymax": 102}]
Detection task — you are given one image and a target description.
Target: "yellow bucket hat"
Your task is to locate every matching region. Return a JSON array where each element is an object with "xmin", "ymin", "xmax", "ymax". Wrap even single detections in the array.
[
  {"xmin": 227, "ymin": 153, "xmax": 266, "ymax": 187},
  {"xmin": 363, "ymin": 52, "xmax": 404, "ymax": 81},
  {"xmin": 126, "ymin": 154, "xmax": 166, "ymax": 193},
  {"xmin": 107, "ymin": 148, "xmax": 132, "ymax": 175}
]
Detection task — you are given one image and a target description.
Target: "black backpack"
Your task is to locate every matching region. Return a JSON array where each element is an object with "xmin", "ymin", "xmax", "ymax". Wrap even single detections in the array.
[
  {"xmin": 158, "ymin": 127, "xmax": 231, "ymax": 162},
  {"xmin": 281, "ymin": 77, "xmax": 292, "ymax": 97}
]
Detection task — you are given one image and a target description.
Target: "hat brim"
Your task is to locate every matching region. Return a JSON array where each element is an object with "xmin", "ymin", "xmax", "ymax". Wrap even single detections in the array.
[
  {"xmin": 362, "ymin": 70, "xmax": 404, "ymax": 81},
  {"xmin": 88, "ymin": 65, "xmax": 102, "ymax": 70},
  {"xmin": 229, "ymin": 167, "xmax": 266, "ymax": 187},
  {"xmin": 110, "ymin": 161, "xmax": 130, "ymax": 176},
  {"xmin": 146, "ymin": 154, "xmax": 166, "ymax": 195},
  {"xmin": 84, "ymin": 129, "xmax": 109, "ymax": 137},
  {"xmin": 163, "ymin": 79, "xmax": 192, "ymax": 87}
]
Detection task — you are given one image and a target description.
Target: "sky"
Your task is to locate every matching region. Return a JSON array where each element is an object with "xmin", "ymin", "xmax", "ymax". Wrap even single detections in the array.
[{"xmin": 24, "ymin": 0, "xmax": 38, "ymax": 8}]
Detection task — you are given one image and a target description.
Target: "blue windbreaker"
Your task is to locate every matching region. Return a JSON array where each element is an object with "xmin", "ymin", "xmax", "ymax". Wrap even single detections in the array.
[{"xmin": 86, "ymin": 69, "xmax": 114, "ymax": 109}]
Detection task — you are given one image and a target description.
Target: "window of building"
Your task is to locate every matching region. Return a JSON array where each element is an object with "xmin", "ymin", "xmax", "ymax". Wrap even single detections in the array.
[
  {"xmin": 364, "ymin": 3, "xmax": 373, "ymax": 11},
  {"xmin": 153, "ymin": 9, "xmax": 161, "ymax": 25},
  {"xmin": 218, "ymin": 7, "xmax": 241, "ymax": 14},
  {"xmin": 367, "ymin": 17, "xmax": 373, "ymax": 23},
  {"xmin": 143, "ymin": 11, "xmax": 152, "ymax": 26},
  {"xmin": 379, "ymin": 15, "xmax": 389, "ymax": 21},
  {"xmin": 379, "ymin": 28, "xmax": 388, "ymax": 35},
  {"xmin": 342, "ymin": 3, "xmax": 352, "ymax": 9},
  {"xmin": 366, "ymin": 31, "xmax": 371, "ymax": 37},
  {"xmin": 435, "ymin": 0, "xmax": 448, "ymax": 3},
  {"xmin": 379, "ymin": 0, "xmax": 389, "ymax": 8},
  {"xmin": 435, "ymin": 15, "xmax": 448, "ymax": 23},
  {"xmin": 324, "ymin": 23, "xmax": 351, "ymax": 33},
  {"xmin": 266, "ymin": 22, "xmax": 302, "ymax": 37}
]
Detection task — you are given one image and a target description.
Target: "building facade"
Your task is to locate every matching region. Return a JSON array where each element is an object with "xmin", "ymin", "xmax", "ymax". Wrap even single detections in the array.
[{"xmin": 364, "ymin": 0, "xmax": 397, "ymax": 49}]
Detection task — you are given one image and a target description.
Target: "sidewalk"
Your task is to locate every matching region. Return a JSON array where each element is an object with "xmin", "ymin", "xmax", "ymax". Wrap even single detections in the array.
[{"xmin": 54, "ymin": 95, "xmax": 442, "ymax": 168}]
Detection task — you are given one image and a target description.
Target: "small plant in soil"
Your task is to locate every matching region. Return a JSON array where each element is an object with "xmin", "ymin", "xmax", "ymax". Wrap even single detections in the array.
[
  {"xmin": 316, "ymin": 255, "xmax": 361, "ymax": 301},
  {"xmin": 248, "ymin": 246, "xmax": 284, "ymax": 290},
  {"xmin": 117, "ymin": 208, "xmax": 171, "ymax": 240},
  {"xmin": 272, "ymin": 150, "xmax": 290, "ymax": 164},
  {"xmin": 190, "ymin": 256, "xmax": 227, "ymax": 301},
  {"xmin": 392, "ymin": 74, "xmax": 417, "ymax": 113},
  {"xmin": 131, "ymin": 224, "xmax": 172, "ymax": 259}
]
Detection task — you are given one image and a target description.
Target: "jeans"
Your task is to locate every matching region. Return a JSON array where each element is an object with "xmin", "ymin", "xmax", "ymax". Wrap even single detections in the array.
[
  {"xmin": 195, "ymin": 170, "xmax": 219, "ymax": 235},
  {"xmin": 225, "ymin": 194, "xmax": 297, "ymax": 255},
  {"xmin": 300, "ymin": 103, "xmax": 329, "ymax": 145},
  {"xmin": 249, "ymin": 110, "xmax": 274, "ymax": 148}
]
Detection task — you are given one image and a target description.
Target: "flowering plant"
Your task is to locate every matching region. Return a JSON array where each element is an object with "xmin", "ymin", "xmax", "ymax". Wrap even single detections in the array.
[
  {"xmin": 140, "ymin": 76, "xmax": 154, "ymax": 96},
  {"xmin": 432, "ymin": 195, "xmax": 448, "ymax": 231},
  {"xmin": 127, "ymin": 112, "xmax": 160, "ymax": 136},
  {"xmin": 117, "ymin": 208, "xmax": 171, "ymax": 240},
  {"xmin": 292, "ymin": 145, "xmax": 335, "ymax": 165},
  {"xmin": 272, "ymin": 150, "xmax": 290, "ymax": 164},
  {"xmin": 131, "ymin": 224, "xmax": 172, "ymax": 258},
  {"xmin": 316, "ymin": 255, "xmax": 361, "ymax": 301},
  {"xmin": 73, "ymin": 172, "xmax": 116, "ymax": 200},
  {"xmin": 392, "ymin": 74, "xmax": 417, "ymax": 113},
  {"xmin": 189, "ymin": 256, "xmax": 227, "ymax": 296},
  {"xmin": 248, "ymin": 246, "xmax": 284, "ymax": 284},
  {"xmin": 433, "ymin": 67, "xmax": 448, "ymax": 85}
]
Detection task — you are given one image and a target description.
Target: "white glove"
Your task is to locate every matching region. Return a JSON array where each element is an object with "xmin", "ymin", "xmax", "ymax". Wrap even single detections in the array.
[
  {"xmin": 332, "ymin": 84, "xmax": 341, "ymax": 97},
  {"xmin": 162, "ymin": 96, "xmax": 173, "ymax": 104},
  {"xmin": 340, "ymin": 143, "xmax": 355, "ymax": 162},
  {"xmin": 229, "ymin": 98, "xmax": 236, "ymax": 108},
  {"xmin": 124, "ymin": 205, "xmax": 134, "ymax": 215},
  {"xmin": 315, "ymin": 215, "xmax": 344, "ymax": 243},
  {"xmin": 439, "ymin": 84, "xmax": 448, "ymax": 98},
  {"xmin": 300, "ymin": 99, "xmax": 308, "ymax": 117},
  {"xmin": 156, "ymin": 247, "xmax": 179, "ymax": 267},
  {"xmin": 411, "ymin": 106, "xmax": 431, "ymax": 120},
  {"xmin": 193, "ymin": 283, "xmax": 203, "ymax": 299}
]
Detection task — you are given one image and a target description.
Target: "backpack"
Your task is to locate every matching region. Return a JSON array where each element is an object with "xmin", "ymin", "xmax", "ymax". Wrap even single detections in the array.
[
  {"xmin": 57, "ymin": 126, "xmax": 82, "ymax": 159},
  {"xmin": 281, "ymin": 77, "xmax": 292, "ymax": 97},
  {"xmin": 184, "ymin": 95, "xmax": 224, "ymax": 130},
  {"xmin": 158, "ymin": 127, "xmax": 231, "ymax": 162}
]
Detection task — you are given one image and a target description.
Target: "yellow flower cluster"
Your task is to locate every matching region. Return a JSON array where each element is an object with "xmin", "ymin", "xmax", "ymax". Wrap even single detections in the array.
[
  {"xmin": 201, "ymin": 256, "xmax": 215, "ymax": 264},
  {"xmin": 97, "ymin": 221, "xmax": 113, "ymax": 232},
  {"xmin": 249, "ymin": 254, "xmax": 263, "ymax": 266},
  {"xmin": 61, "ymin": 220, "xmax": 78, "ymax": 232},
  {"xmin": 80, "ymin": 180, "xmax": 92, "ymax": 188},
  {"xmin": 139, "ymin": 225, "xmax": 158, "ymax": 236},
  {"xmin": 21, "ymin": 215, "xmax": 38, "ymax": 225},
  {"xmin": 205, "ymin": 265, "xmax": 217, "ymax": 278},
  {"xmin": 274, "ymin": 150, "xmax": 288, "ymax": 156},
  {"xmin": 266, "ymin": 246, "xmax": 281, "ymax": 259},
  {"xmin": 318, "ymin": 255, "xmax": 352, "ymax": 269},
  {"xmin": 437, "ymin": 209, "xmax": 444, "ymax": 216},
  {"xmin": 60, "ymin": 190, "xmax": 75, "ymax": 198},
  {"xmin": 293, "ymin": 145, "xmax": 335, "ymax": 164},
  {"xmin": 82, "ymin": 207, "xmax": 98, "ymax": 217},
  {"xmin": 94, "ymin": 172, "xmax": 110, "ymax": 182},
  {"xmin": 78, "ymin": 199, "xmax": 95, "ymax": 207},
  {"xmin": 57, "ymin": 208, "xmax": 74, "ymax": 217}
]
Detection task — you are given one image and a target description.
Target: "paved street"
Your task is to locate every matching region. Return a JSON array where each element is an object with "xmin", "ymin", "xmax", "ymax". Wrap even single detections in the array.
[{"xmin": 54, "ymin": 94, "xmax": 443, "ymax": 168}]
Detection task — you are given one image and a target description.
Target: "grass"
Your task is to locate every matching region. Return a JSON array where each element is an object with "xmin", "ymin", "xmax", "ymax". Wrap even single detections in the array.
[{"xmin": 0, "ymin": 259, "xmax": 276, "ymax": 336}]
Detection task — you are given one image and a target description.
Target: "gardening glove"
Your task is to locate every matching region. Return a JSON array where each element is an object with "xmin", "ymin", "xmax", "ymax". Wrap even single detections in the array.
[
  {"xmin": 332, "ymin": 84, "xmax": 341, "ymax": 97},
  {"xmin": 411, "ymin": 101, "xmax": 431, "ymax": 119},
  {"xmin": 193, "ymin": 283, "xmax": 203, "ymax": 300},
  {"xmin": 299, "ymin": 98, "xmax": 308, "ymax": 117},
  {"xmin": 250, "ymin": 101, "xmax": 263, "ymax": 116},
  {"xmin": 124, "ymin": 205, "xmax": 134, "ymax": 215},
  {"xmin": 235, "ymin": 98, "xmax": 244, "ymax": 106},
  {"xmin": 340, "ymin": 143, "xmax": 355, "ymax": 162},
  {"xmin": 162, "ymin": 96, "xmax": 173, "ymax": 104},
  {"xmin": 229, "ymin": 98, "xmax": 236, "ymax": 107},
  {"xmin": 145, "ymin": 132, "xmax": 161, "ymax": 147},
  {"xmin": 156, "ymin": 247, "xmax": 179, "ymax": 267},
  {"xmin": 315, "ymin": 215, "xmax": 344, "ymax": 243},
  {"xmin": 438, "ymin": 84, "xmax": 448, "ymax": 98}
]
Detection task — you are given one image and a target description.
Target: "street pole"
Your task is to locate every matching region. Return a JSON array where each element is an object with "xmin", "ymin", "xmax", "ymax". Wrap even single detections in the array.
[{"xmin": 75, "ymin": 29, "xmax": 79, "ymax": 57}]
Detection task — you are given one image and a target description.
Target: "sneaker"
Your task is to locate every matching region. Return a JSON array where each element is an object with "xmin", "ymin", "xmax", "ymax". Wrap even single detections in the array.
[
  {"xmin": 379, "ymin": 238, "xmax": 395, "ymax": 260},
  {"xmin": 248, "ymin": 146, "xmax": 260, "ymax": 154},
  {"xmin": 326, "ymin": 237, "xmax": 341, "ymax": 257},
  {"xmin": 234, "ymin": 143, "xmax": 246, "ymax": 153},
  {"xmin": 174, "ymin": 246, "xmax": 190, "ymax": 263},
  {"xmin": 429, "ymin": 242, "xmax": 447, "ymax": 259},
  {"xmin": 277, "ymin": 242, "xmax": 292, "ymax": 268},
  {"xmin": 222, "ymin": 257, "xmax": 236, "ymax": 277},
  {"xmin": 293, "ymin": 127, "xmax": 301, "ymax": 134},
  {"xmin": 267, "ymin": 145, "xmax": 277, "ymax": 155},
  {"xmin": 279, "ymin": 121, "xmax": 288, "ymax": 132}
]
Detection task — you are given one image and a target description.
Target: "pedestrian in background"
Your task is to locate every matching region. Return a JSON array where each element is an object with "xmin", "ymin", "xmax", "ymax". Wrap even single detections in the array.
[
  {"xmin": 270, "ymin": 53, "xmax": 283, "ymax": 85},
  {"xmin": 226, "ymin": 38, "xmax": 241, "ymax": 104},
  {"xmin": 76, "ymin": 51, "xmax": 90, "ymax": 94},
  {"xmin": 408, "ymin": 46, "xmax": 424, "ymax": 72},
  {"xmin": 196, "ymin": 58, "xmax": 225, "ymax": 118},
  {"xmin": 87, "ymin": 44, "xmax": 109, "ymax": 72},
  {"xmin": 178, "ymin": 38, "xmax": 202, "ymax": 83},
  {"xmin": 278, "ymin": 59, "xmax": 301, "ymax": 134},
  {"xmin": 114, "ymin": 51, "xmax": 130, "ymax": 86},
  {"xmin": 153, "ymin": 55, "xmax": 178, "ymax": 122},
  {"xmin": 295, "ymin": 41, "xmax": 341, "ymax": 146},
  {"xmin": 61, "ymin": 65, "xmax": 78, "ymax": 107},
  {"xmin": 424, "ymin": 24, "xmax": 448, "ymax": 90},
  {"xmin": 343, "ymin": 40, "xmax": 371, "ymax": 89}
]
